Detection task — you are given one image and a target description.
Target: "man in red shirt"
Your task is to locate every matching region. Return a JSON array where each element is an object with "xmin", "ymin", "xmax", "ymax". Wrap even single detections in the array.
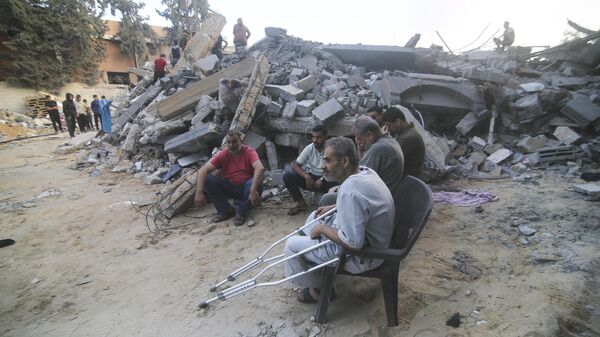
[
  {"xmin": 194, "ymin": 130, "xmax": 265, "ymax": 226},
  {"xmin": 153, "ymin": 53, "xmax": 168, "ymax": 84}
]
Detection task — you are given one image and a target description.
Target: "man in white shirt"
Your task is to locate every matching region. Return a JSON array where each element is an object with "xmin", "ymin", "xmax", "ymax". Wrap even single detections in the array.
[
  {"xmin": 284, "ymin": 125, "xmax": 339, "ymax": 215},
  {"xmin": 284, "ymin": 136, "xmax": 395, "ymax": 303}
]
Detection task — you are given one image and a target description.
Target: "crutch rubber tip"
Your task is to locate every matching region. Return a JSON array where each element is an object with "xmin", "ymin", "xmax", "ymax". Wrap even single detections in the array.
[
  {"xmin": 199, "ymin": 301, "xmax": 209, "ymax": 309},
  {"xmin": 209, "ymin": 286, "xmax": 217, "ymax": 292}
]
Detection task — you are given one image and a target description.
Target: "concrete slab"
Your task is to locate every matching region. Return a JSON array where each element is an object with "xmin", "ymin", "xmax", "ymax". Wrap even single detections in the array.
[
  {"xmin": 282, "ymin": 101, "xmax": 297, "ymax": 119},
  {"xmin": 551, "ymin": 77, "xmax": 587, "ymax": 89},
  {"xmin": 122, "ymin": 124, "xmax": 141, "ymax": 153},
  {"xmin": 561, "ymin": 94, "xmax": 600, "ymax": 127},
  {"xmin": 265, "ymin": 140, "xmax": 279, "ymax": 171},
  {"xmin": 487, "ymin": 148, "xmax": 512, "ymax": 164},
  {"xmin": 296, "ymin": 75, "xmax": 317, "ymax": 92},
  {"xmin": 267, "ymin": 101, "xmax": 282, "ymax": 114},
  {"xmin": 69, "ymin": 132, "xmax": 97, "ymax": 149},
  {"xmin": 312, "ymin": 98, "xmax": 344, "ymax": 125},
  {"xmin": 265, "ymin": 85, "xmax": 304, "ymax": 102},
  {"xmin": 177, "ymin": 153, "xmax": 205, "ymax": 167},
  {"xmin": 196, "ymin": 54, "xmax": 220, "ymax": 74},
  {"xmin": 243, "ymin": 131, "xmax": 267, "ymax": 149},
  {"xmin": 553, "ymin": 126, "xmax": 581, "ymax": 145},
  {"xmin": 164, "ymin": 122, "xmax": 219, "ymax": 154},
  {"xmin": 518, "ymin": 135, "xmax": 549, "ymax": 154},
  {"xmin": 573, "ymin": 183, "xmax": 600, "ymax": 199},
  {"xmin": 456, "ymin": 109, "xmax": 491, "ymax": 135},
  {"xmin": 520, "ymin": 82, "xmax": 545, "ymax": 93},
  {"xmin": 296, "ymin": 100, "xmax": 316, "ymax": 117},
  {"xmin": 320, "ymin": 44, "xmax": 416, "ymax": 71},
  {"xmin": 464, "ymin": 68, "xmax": 509, "ymax": 85},
  {"xmin": 514, "ymin": 94, "xmax": 544, "ymax": 121}
]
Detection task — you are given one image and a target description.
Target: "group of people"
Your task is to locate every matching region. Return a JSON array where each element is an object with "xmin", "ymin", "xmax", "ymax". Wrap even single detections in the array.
[
  {"xmin": 192, "ymin": 106, "xmax": 426, "ymax": 303},
  {"xmin": 45, "ymin": 94, "xmax": 112, "ymax": 137}
]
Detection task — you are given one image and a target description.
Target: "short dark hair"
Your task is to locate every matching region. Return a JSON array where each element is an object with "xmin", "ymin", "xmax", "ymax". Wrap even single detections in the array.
[
  {"xmin": 46, "ymin": 95, "xmax": 51, "ymax": 99},
  {"xmin": 325, "ymin": 137, "xmax": 358, "ymax": 167},
  {"xmin": 101, "ymin": 95, "xmax": 106, "ymax": 99},
  {"xmin": 352, "ymin": 116, "xmax": 382, "ymax": 137},
  {"xmin": 312, "ymin": 125, "xmax": 327, "ymax": 135},
  {"xmin": 173, "ymin": 40, "xmax": 178, "ymax": 45},
  {"xmin": 381, "ymin": 107, "xmax": 407, "ymax": 123},
  {"xmin": 367, "ymin": 105, "xmax": 383, "ymax": 115},
  {"xmin": 93, "ymin": 94, "xmax": 98, "ymax": 98},
  {"xmin": 226, "ymin": 129, "xmax": 241, "ymax": 138},
  {"xmin": 160, "ymin": 53, "xmax": 166, "ymax": 58}
]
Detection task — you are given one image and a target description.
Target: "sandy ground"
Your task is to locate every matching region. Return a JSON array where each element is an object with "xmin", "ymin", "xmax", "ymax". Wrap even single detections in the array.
[{"xmin": 1, "ymin": 134, "xmax": 599, "ymax": 337}]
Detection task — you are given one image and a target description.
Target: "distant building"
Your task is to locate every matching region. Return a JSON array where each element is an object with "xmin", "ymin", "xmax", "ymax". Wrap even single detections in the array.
[{"xmin": 100, "ymin": 20, "xmax": 170, "ymax": 85}]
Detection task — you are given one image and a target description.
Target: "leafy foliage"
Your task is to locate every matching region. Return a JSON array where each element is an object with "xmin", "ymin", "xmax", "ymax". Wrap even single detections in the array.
[
  {"xmin": 156, "ymin": 0, "xmax": 209, "ymax": 43},
  {"xmin": 0, "ymin": 0, "xmax": 106, "ymax": 89}
]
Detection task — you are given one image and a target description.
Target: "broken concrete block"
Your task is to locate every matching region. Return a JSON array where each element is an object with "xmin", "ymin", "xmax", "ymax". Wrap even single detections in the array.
[
  {"xmin": 296, "ymin": 100, "xmax": 316, "ymax": 117},
  {"xmin": 144, "ymin": 171, "xmax": 163, "ymax": 185},
  {"xmin": 573, "ymin": 183, "xmax": 600, "ymax": 200},
  {"xmin": 312, "ymin": 98, "xmax": 344, "ymax": 125},
  {"xmin": 456, "ymin": 109, "xmax": 491, "ymax": 135},
  {"xmin": 551, "ymin": 77, "xmax": 587, "ymax": 89},
  {"xmin": 483, "ymin": 143, "xmax": 504, "ymax": 155},
  {"xmin": 112, "ymin": 160, "xmax": 131, "ymax": 173},
  {"xmin": 122, "ymin": 124, "xmax": 141, "ymax": 153},
  {"xmin": 191, "ymin": 95, "xmax": 215, "ymax": 126},
  {"xmin": 196, "ymin": 54, "xmax": 220, "ymax": 74},
  {"xmin": 298, "ymin": 54, "xmax": 318, "ymax": 71},
  {"xmin": 580, "ymin": 38, "xmax": 600, "ymax": 66},
  {"xmin": 243, "ymin": 131, "xmax": 267, "ymax": 149},
  {"xmin": 265, "ymin": 84, "xmax": 304, "ymax": 102},
  {"xmin": 553, "ymin": 126, "xmax": 581, "ymax": 145},
  {"xmin": 532, "ymin": 145, "xmax": 583, "ymax": 164},
  {"xmin": 290, "ymin": 68, "xmax": 306, "ymax": 78},
  {"xmin": 520, "ymin": 82, "xmax": 544, "ymax": 93},
  {"xmin": 274, "ymin": 133, "xmax": 305, "ymax": 148},
  {"xmin": 267, "ymin": 101, "xmax": 282, "ymax": 114},
  {"xmin": 486, "ymin": 148, "xmax": 512, "ymax": 164},
  {"xmin": 468, "ymin": 136, "xmax": 487, "ymax": 151},
  {"xmin": 468, "ymin": 151, "xmax": 487, "ymax": 166},
  {"xmin": 464, "ymin": 68, "xmax": 509, "ymax": 84},
  {"xmin": 514, "ymin": 94, "xmax": 544, "ymax": 121},
  {"xmin": 264, "ymin": 27, "xmax": 287, "ymax": 38},
  {"xmin": 265, "ymin": 140, "xmax": 279, "ymax": 171},
  {"xmin": 177, "ymin": 153, "xmax": 205, "ymax": 167},
  {"xmin": 296, "ymin": 75, "xmax": 317, "ymax": 92},
  {"xmin": 282, "ymin": 101, "xmax": 298, "ymax": 119},
  {"xmin": 518, "ymin": 135, "xmax": 549, "ymax": 154},
  {"xmin": 561, "ymin": 95, "xmax": 600, "ymax": 127},
  {"xmin": 164, "ymin": 122, "xmax": 219, "ymax": 154}
]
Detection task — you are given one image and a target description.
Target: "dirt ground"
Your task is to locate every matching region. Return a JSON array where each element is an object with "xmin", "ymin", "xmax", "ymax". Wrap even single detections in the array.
[{"xmin": 1, "ymin": 134, "xmax": 599, "ymax": 337}]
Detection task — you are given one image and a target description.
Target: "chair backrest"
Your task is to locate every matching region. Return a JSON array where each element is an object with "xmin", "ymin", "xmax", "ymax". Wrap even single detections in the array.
[{"xmin": 391, "ymin": 176, "xmax": 433, "ymax": 257}]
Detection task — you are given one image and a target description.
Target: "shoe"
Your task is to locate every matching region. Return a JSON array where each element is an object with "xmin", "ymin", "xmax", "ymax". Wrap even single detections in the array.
[
  {"xmin": 210, "ymin": 209, "xmax": 234, "ymax": 223},
  {"xmin": 233, "ymin": 215, "xmax": 246, "ymax": 226},
  {"xmin": 297, "ymin": 287, "xmax": 335, "ymax": 304}
]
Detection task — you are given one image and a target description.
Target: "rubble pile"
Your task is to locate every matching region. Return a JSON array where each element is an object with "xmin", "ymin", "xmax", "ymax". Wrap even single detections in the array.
[
  {"xmin": 67, "ymin": 19, "xmax": 600, "ymax": 216},
  {"xmin": 0, "ymin": 109, "xmax": 52, "ymax": 141}
]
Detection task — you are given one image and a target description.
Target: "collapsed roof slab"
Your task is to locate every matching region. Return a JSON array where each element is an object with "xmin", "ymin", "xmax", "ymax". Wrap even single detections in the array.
[
  {"xmin": 146, "ymin": 58, "xmax": 257, "ymax": 121},
  {"xmin": 320, "ymin": 44, "xmax": 416, "ymax": 71},
  {"xmin": 371, "ymin": 76, "xmax": 485, "ymax": 114}
]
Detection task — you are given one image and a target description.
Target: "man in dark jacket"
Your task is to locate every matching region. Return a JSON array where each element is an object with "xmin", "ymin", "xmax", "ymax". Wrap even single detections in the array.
[
  {"xmin": 382, "ymin": 107, "xmax": 425, "ymax": 178},
  {"xmin": 62, "ymin": 93, "xmax": 77, "ymax": 137}
]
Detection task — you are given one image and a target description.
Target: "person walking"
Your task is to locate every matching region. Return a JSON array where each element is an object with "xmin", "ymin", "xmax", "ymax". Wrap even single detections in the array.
[
  {"xmin": 44, "ymin": 95, "xmax": 63, "ymax": 133},
  {"xmin": 62, "ymin": 93, "xmax": 77, "ymax": 137}
]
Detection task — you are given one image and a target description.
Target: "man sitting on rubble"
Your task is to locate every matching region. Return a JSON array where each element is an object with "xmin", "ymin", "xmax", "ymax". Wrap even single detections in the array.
[
  {"xmin": 284, "ymin": 125, "xmax": 339, "ymax": 216},
  {"xmin": 284, "ymin": 136, "xmax": 395, "ymax": 303},
  {"xmin": 194, "ymin": 129, "xmax": 265, "ymax": 226},
  {"xmin": 493, "ymin": 21, "xmax": 515, "ymax": 51},
  {"xmin": 381, "ymin": 107, "xmax": 425, "ymax": 178}
]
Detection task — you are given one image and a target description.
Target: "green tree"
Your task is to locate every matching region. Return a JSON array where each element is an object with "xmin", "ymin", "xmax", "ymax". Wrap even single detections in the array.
[
  {"xmin": 156, "ymin": 0, "xmax": 209, "ymax": 42},
  {"xmin": 0, "ymin": 0, "xmax": 106, "ymax": 89}
]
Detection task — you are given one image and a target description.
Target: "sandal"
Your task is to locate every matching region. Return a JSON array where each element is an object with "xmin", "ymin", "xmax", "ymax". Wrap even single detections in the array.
[
  {"xmin": 287, "ymin": 206, "xmax": 307, "ymax": 216},
  {"xmin": 296, "ymin": 287, "xmax": 335, "ymax": 304},
  {"xmin": 210, "ymin": 209, "xmax": 235, "ymax": 223}
]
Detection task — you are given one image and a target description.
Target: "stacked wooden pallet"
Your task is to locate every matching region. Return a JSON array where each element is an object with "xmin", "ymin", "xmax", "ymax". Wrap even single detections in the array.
[{"xmin": 25, "ymin": 96, "xmax": 49, "ymax": 118}]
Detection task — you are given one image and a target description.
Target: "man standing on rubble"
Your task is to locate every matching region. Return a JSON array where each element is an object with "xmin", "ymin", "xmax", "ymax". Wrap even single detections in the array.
[
  {"xmin": 153, "ymin": 53, "xmax": 168, "ymax": 84},
  {"xmin": 179, "ymin": 30, "xmax": 190, "ymax": 51},
  {"xmin": 284, "ymin": 136, "xmax": 395, "ymax": 303},
  {"xmin": 45, "ymin": 95, "xmax": 62, "ymax": 133},
  {"xmin": 62, "ymin": 93, "xmax": 77, "ymax": 138},
  {"xmin": 91, "ymin": 94, "xmax": 102, "ymax": 130},
  {"xmin": 381, "ymin": 107, "xmax": 425, "ymax": 178},
  {"xmin": 233, "ymin": 18, "xmax": 251, "ymax": 52},
  {"xmin": 284, "ymin": 125, "xmax": 339, "ymax": 216},
  {"xmin": 493, "ymin": 21, "xmax": 515, "ymax": 51},
  {"xmin": 194, "ymin": 129, "xmax": 265, "ymax": 226}
]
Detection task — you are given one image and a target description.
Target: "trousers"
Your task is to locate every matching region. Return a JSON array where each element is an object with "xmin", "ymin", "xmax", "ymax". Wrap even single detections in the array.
[{"xmin": 204, "ymin": 174, "xmax": 262, "ymax": 217}]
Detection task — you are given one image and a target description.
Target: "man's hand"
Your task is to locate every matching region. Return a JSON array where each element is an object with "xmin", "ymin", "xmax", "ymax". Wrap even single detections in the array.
[
  {"xmin": 249, "ymin": 189, "xmax": 261, "ymax": 207},
  {"xmin": 305, "ymin": 175, "xmax": 315, "ymax": 190},
  {"xmin": 382, "ymin": 125, "xmax": 389, "ymax": 134},
  {"xmin": 315, "ymin": 204, "xmax": 335, "ymax": 217},
  {"xmin": 194, "ymin": 192, "xmax": 207, "ymax": 208},
  {"xmin": 310, "ymin": 223, "xmax": 325, "ymax": 240},
  {"xmin": 314, "ymin": 177, "xmax": 323, "ymax": 190}
]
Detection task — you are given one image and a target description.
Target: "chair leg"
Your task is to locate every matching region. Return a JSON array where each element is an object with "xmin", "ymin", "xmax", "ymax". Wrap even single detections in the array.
[
  {"xmin": 314, "ymin": 265, "xmax": 338, "ymax": 324},
  {"xmin": 380, "ymin": 266, "xmax": 399, "ymax": 327}
]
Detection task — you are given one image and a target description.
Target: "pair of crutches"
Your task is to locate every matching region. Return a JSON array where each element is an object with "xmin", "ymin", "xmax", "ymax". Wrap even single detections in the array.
[{"xmin": 199, "ymin": 207, "xmax": 339, "ymax": 308}]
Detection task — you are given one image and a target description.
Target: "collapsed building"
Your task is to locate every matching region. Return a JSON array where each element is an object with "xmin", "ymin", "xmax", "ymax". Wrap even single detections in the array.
[{"xmin": 65, "ymin": 13, "xmax": 600, "ymax": 224}]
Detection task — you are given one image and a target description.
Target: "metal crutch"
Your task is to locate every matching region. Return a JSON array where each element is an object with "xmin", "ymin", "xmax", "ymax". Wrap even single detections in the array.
[
  {"xmin": 209, "ymin": 207, "xmax": 337, "ymax": 292},
  {"xmin": 200, "ymin": 238, "xmax": 340, "ymax": 308}
]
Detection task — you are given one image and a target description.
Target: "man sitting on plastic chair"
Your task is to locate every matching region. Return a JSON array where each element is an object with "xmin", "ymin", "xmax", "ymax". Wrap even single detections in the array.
[{"xmin": 284, "ymin": 137, "xmax": 395, "ymax": 303}]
